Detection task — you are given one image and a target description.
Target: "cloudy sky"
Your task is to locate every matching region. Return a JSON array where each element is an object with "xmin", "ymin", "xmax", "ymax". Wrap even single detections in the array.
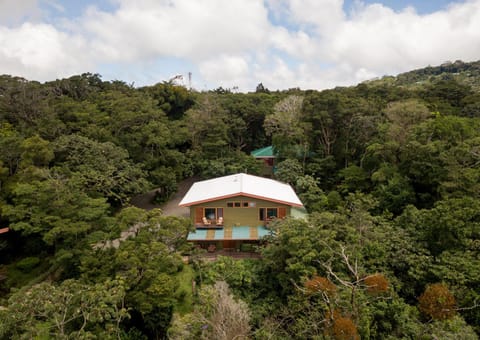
[{"xmin": 1, "ymin": 0, "xmax": 479, "ymax": 91}]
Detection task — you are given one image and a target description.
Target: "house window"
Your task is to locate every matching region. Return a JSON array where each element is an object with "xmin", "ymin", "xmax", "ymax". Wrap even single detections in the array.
[
  {"xmin": 227, "ymin": 201, "xmax": 255, "ymax": 208},
  {"xmin": 205, "ymin": 208, "xmax": 216, "ymax": 220},
  {"xmin": 267, "ymin": 208, "xmax": 278, "ymax": 218},
  {"xmin": 204, "ymin": 208, "xmax": 223, "ymax": 221},
  {"xmin": 259, "ymin": 208, "xmax": 278, "ymax": 221}
]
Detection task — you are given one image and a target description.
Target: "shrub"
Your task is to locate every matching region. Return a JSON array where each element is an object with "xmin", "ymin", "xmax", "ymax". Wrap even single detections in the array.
[{"xmin": 15, "ymin": 257, "xmax": 40, "ymax": 272}]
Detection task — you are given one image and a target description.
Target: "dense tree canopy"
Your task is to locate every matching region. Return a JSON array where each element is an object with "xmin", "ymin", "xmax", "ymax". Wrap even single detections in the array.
[{"xmin": 1, "ymin": 61, "xmax": 480, "ymax": 338}]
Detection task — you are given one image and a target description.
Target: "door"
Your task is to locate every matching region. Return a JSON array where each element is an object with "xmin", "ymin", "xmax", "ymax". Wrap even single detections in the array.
[{"xmin": 195, "ymin": 207, "xmax": 203, "ymax": 224}]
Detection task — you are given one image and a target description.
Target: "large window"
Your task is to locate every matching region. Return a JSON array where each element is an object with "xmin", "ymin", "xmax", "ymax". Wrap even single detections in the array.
[
  {"xmin": 259, "ymin": 208, "xmax": 278, "ymax": 221},
  {"xmin": 204, "ymin": 208, "xmax": 223, "ymax": 221}
]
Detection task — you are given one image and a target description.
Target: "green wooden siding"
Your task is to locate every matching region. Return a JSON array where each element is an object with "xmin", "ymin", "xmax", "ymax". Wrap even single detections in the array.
[{"xmin": 190, "ymin": 195, "xmax": 291, "ymax": 227}]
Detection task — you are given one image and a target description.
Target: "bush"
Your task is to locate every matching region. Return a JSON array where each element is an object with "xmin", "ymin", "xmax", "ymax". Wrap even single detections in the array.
[{"xmin": 15, "ymin": 257, "xmax": 40, "ymax": 272}]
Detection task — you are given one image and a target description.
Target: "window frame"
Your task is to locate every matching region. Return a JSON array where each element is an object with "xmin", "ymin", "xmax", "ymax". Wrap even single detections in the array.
[
  {"xmin": 203, "ymin": 207, "xmax": 223, "ymax": 221},
  {"xmin": 259, "ymin": 207, "xmax": 279, "ymax": 221}
]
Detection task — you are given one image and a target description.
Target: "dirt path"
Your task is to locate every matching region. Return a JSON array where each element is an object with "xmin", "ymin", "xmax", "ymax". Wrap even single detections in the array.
[{"xmin": 130, "ymin": 177, "xmax": 198, "ymax": 217}]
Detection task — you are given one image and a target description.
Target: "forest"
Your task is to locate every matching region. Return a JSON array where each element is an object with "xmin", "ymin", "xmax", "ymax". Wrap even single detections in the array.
[{"xmin": 0, "ymin": 60, "xmax": 479, "ymax": 339}]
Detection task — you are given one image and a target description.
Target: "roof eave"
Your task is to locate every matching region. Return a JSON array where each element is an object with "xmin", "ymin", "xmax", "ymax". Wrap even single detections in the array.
[{"xmin": 179, "ymin": 192, "xmax": 303, "ymax": 207}]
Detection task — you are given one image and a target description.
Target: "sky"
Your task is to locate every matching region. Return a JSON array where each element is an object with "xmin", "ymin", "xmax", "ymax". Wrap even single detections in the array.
[{"xmin": 0, "ymin": 0, "xmax": 479, "ymax": 91}]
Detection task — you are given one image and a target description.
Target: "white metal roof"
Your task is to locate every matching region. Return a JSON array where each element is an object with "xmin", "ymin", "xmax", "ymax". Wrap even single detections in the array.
[{"xmin": 179, "ymin": 173, "xmax": 303, "ymax": 207}]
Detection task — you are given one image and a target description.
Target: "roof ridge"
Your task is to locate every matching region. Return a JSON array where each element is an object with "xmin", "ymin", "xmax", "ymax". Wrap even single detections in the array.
[{"xmin": 239, "ymin": 173, "xmax": 244, "ymax": 192}]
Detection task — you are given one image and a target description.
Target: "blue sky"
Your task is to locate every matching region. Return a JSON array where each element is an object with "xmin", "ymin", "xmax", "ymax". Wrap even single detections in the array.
[
  {"xmin": 343, "ymin": 0, "xmax": 463, "ymax": 14},
  {"xmin": 0, "ymin": 0, "xmax": 479, "ymax": 91}
]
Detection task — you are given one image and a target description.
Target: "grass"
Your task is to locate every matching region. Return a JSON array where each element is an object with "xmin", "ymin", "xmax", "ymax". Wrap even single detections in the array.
[{"xmin": 173, "ymin": 264, "xmax": 195, "ymax": 315}]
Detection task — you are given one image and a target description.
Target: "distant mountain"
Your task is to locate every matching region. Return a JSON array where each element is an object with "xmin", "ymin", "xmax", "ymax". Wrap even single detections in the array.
[{"xmin": 364, "ymin": 60, "xmax": 480, "ymax": 92}]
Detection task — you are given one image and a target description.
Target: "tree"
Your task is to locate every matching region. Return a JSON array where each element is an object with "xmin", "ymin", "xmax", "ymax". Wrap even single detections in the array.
[
  {"xmin": 140, "ymin": 83, "xmax": 194, "ymax": 120},
  {"xmin": 0, "ymin": 123, "xmax": 22, "ymax": 176},
  {"xmin": 295, "ymin": 175, "xmax": 327, "ymax": 212},
  {"xmin": 0, "ymin": 279, "xmax": 128, "ymax": 339},
  {"xmin": 20, "ymin": 135, "xmax": 54, "ymax": 168},
  {"xmin": 418, "ymin": 283, "xmax": 456, "ymax": 320},
  {"xmin": 264, "ymin": 95, "xmax": 309, "ymax": 159},
  {"xmin": 407, "ymin": 198, "xmax": 480, "ymax": 257},
  {"xmin": 2, "ymin": 168, "xmax": 111, "ymax": 252},
  {"xmin": 168, "ymin": 281, "xmax": 251, "ymax": 340},
  {"xmin": 184, "ymin": 95, "xmax": 229, "ymax": 159},
  {"xmin": 55, "ymin": 134, "xmax": 149, "ymax": 205},
  {"xmin": 384, "ymin": 99, "xmax": 431, "ymax": 147},
  {"xmin": 80, "ymin": 209, "xmax": 190, "ymax": 339},
  {"xmin": 371, "ymin": 164, "xmax": 415, "ymax": 214},
  {"xmin": 274, "ymin": 158, "xmax": 303, "ymax": 185}
]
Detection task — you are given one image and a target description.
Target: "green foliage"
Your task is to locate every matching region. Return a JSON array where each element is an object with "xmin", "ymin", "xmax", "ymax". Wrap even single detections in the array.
[
  {"xmin": 384, "ymin": 99, "xmax": 431, "ymax": 146},
  {"xmin": 168, "ymin": 281, "xmax": 251, "ymax": 340},
  {"xmin": 0, "ymin": 279, "xmax": 128, "ymax": 339},
  {"xmin": 0, "ymin": 123, "xmax": 22, "ymax": 176},
  {"xmin": 264, "ymin": 95, "xmax": 310, "ymax": 159},
  {"xmin": 197, "ymin": 152, "xmax": 262, "ymax": 179},
  {"xmin": 14, "ymin": 257, "xmax": 40, "ymax": 272},
  {"xmin": 198, "ymin": 256, "xmax": 257, "ymax": 298},
  {"xmin": 55, "ymin": 134, "xmax": 149, "ymax": 205},
  {"xmin": 140, "ymin": 83, "xmax": 194, "ymax": 120},
  {"xmin": 79, "ymin": 209, "xmax": 190, "ymax": 338},
  {"xmin": 173, "ymin": 265, "xmax": 195, "ymax": 315},
  {"xmin": 419, "ymin": 315, "xmax": 478, "ymax": 340},
  {"xmin": 1, "ymin": 62, "xmax": 480, "ymax": 338},
  {"xmin": 295, "ymin": 175, "xmax": 328, "ymax": 212},
  {"xmin": 275, "ymin": 158, "xmax": 303, "ymax": 185},
  {"xmin": 5, "ymin": 255, "xmax": 53, "ymax": 289},
  {"xmin": 401, "ymin": 198, "xmax": 480, "ymax": 257},
  {"xmin": 338, "ymin": 165, "xmax": 370, "ymax": 194},
  {"xmin": 3, "ymin": 168, "xmax": 111, "ymax": 252},
  {"xmin": 371, "ymin": 164, "xmax": 415, "ymax": 214}
]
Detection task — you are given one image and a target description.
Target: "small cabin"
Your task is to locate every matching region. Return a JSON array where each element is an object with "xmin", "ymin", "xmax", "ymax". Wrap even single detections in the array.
[
  {"xmin": 251, "ymin": 146, "xmax": 276, "ymax": 177},
  {"xmin": 179, "ymin": 173, "xmax": 303, "ymax": 252}
]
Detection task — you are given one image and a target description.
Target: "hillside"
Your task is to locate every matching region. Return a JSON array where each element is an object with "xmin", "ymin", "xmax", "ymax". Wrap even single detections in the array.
[
  {"xmin": 0, "ymin": 63, "xmax": 479, "ymax": 338},
  {"xmin": 365, "ymin": 59, "xmax": 480, "ymax": 91}
]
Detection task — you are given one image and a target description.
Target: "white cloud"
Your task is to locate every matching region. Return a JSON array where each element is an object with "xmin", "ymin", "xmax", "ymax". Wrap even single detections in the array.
[
  {"xmin": 288, "ymin": 0, "xmax": 345, "ymax": 33},
  {"xmin": 199, "ymin": 54, "xmax": 250, "ymax": 89},
  {"xmin": 83, "ymin": 0, "xmax": 272, "ymax": 62},
  {"xmin": 0, "ymin": 0, "xmax": 480, "ymax": 90},
  {"xmin": 324, "ymin": 0, "xmax": 480, "ymax": 77},
  {"xmin": 0, "ymin": 0, "xmax": 40, "ymax": 25},
  {"xmin": 0, "ymin": 23, "xmax": 90, "ymax": 80}
]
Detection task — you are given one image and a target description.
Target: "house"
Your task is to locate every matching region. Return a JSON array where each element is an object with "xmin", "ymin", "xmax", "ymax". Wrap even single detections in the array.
[
  {"xmin": 179, "ymin": 173, "xmax": 303, "ymax": 251},
  {"xmin": 251, "ymin": 146, "xmax": 276, "ymax": 177}
]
